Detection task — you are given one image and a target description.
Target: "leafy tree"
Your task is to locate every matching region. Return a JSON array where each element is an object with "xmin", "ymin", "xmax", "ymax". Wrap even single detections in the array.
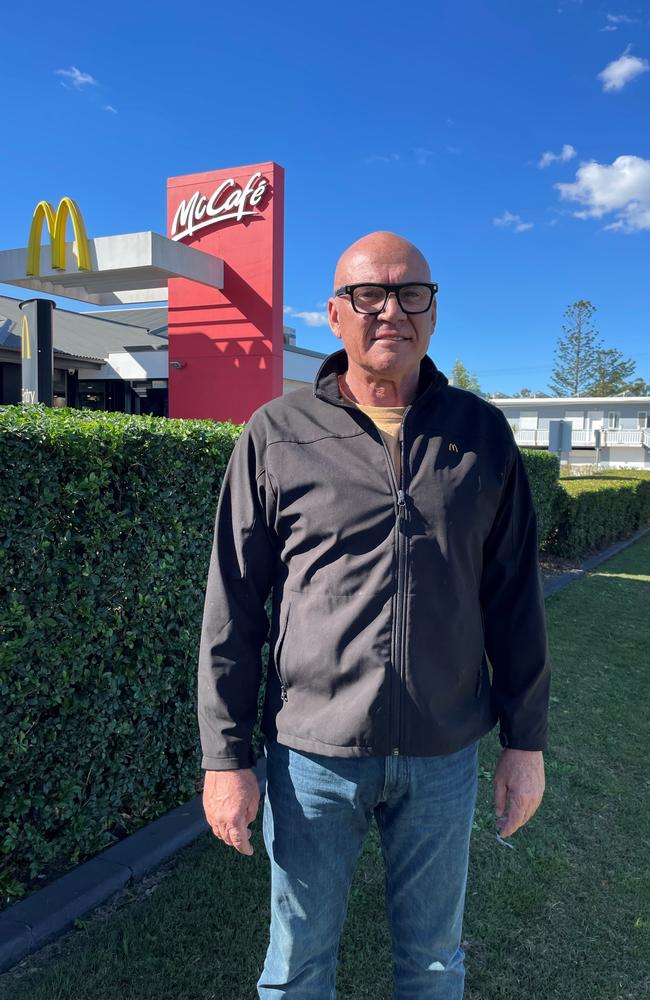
[
  {"xmin": 451, "ymin": 359, "xmax": 482, "ymax": 395},
  {"xmin": 619, "ymin": 377, "xmax": 650, "ymax": 396},
  {"xmin": 549, "ymin": 300, "xmax": 603, "ymax": 396},
  {"xmin": 586, "ymin": 348, "xmax": 637, "ymax": 396}
]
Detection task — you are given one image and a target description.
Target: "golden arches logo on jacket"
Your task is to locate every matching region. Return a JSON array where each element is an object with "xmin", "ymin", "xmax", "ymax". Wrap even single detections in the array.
[
  {"xmin": 26, "ymin": 197, "xmax": 92, "ymax": 277},
  {"xmin": 20, "ymin": 315, "xmax": 31, "ymax": 360}
]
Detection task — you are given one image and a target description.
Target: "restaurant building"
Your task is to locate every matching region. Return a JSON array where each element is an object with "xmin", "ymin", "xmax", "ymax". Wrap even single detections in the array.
[{"xmin": 0, "ymin": 293, "xmax": 326, "ymax": 414}]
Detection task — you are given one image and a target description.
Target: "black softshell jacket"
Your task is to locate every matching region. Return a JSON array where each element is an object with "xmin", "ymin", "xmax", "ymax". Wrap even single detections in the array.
[{"xmin": 197, "ymin": 349, "xmax": 551, "ymax": 770}]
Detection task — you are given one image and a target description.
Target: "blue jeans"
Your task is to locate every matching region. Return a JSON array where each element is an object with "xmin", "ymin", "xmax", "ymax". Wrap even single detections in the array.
[{"xmin": 257, "ymin": 737, "xmax": 480, "ymax": 999}]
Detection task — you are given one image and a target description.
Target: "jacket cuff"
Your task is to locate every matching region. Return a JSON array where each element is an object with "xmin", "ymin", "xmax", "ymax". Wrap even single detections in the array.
[
  {"xmin": 499, "ymin": 728, "xmax": 547, "ymax": 752},
  {"xmin": 201, "ymin": 746, "xmax": 258, "ymax": 771}
]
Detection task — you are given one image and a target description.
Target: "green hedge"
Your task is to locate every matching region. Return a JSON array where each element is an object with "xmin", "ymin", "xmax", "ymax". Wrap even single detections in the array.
[
  {"xmin": 544, "ymin": 473, "xmax": 650, "ymax": 557},
  {"xmin": 519, "ymin": 448, "xmax": 562, "ymax": 548},
  {"xmin": 0, "ymin": 405, "xmax": 247, "ymax": 908},
  {"xmin": 0, "ymin": 402, "xmax": 631, "ymax": 909}
]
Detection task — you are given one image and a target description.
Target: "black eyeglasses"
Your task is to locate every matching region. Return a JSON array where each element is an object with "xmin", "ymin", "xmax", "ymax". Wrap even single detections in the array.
[{"xmin": 334, "ymin": 282, "xmax": 438, "ymax": 315}]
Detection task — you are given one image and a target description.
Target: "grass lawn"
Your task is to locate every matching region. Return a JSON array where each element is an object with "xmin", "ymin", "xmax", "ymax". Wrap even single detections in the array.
[{"xmin": 1, "ymin": 533, "xmax": 648, "ymax": 1000}]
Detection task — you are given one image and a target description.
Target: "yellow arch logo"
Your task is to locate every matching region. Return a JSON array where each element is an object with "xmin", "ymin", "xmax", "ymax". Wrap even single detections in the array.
[
  {"xmin": 26, "ymin": 197, "xmax": 91, "ymax": 277},
  {"xmin": 448, "ymin": 442, "xmax": 459, "ymax": 453},
  {"xmin": 21, "ymin": 315, "xmax": 31, "ymax": 360}
]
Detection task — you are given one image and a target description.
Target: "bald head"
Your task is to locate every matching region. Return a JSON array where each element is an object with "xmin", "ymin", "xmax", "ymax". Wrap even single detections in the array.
[{"xmin": 333, "ymin": 231, "xmax": 431, "ymax": 290}]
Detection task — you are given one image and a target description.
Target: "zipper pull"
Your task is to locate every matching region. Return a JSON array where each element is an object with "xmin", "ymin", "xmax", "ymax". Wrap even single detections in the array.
[
  {"xmin": 397, "ymin": 489, "xmax": 407, "ymax": 518},
  {"xmin": 280, "ymin": 685, "xmax": 288, "ymax": 702}
]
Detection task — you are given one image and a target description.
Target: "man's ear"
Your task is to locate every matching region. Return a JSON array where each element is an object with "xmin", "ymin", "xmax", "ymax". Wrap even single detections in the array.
[
  {"xmin": 430, "ymin": 296, "xmax": 437, "ymax": 334},
  {"xmin": 328, "ymin": 296, "xmax": 341, "ymax": 338}
]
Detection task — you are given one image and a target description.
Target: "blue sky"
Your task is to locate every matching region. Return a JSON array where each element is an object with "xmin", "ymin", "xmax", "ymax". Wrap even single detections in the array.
[{"xmin": 1, "ymin": 0, "xmax": 649, "ymax": 394}]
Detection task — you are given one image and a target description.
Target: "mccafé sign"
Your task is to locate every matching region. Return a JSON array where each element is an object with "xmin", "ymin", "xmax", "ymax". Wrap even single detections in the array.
[{"xmin": 170, "ymin": 170, "xmax": 268, "ymax": 242}]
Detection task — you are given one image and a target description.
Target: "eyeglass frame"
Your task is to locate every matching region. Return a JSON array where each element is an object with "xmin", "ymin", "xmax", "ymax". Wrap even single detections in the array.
[{"xmin": 334, "ymin": 281, "xmax": 439, "ymax": 315}]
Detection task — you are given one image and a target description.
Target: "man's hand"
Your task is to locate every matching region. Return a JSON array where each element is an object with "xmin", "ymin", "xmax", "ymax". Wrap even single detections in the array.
[
  {"xmin": 493, "ymin": 748, "xmax": 545, "ymax": 838},
  {"xmin": 202, "ymin": 768, "xmax": 260, "ymax": 856}
]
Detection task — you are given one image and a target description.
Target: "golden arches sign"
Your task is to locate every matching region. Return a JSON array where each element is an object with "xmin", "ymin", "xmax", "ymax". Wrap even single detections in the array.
[
  {"xmin": 26, "ymin": 197, "xmax": 92, "ymax": 277},
  {"xmin": 21, "ymin": 314, "xmax": 31, "ymax": 360}
]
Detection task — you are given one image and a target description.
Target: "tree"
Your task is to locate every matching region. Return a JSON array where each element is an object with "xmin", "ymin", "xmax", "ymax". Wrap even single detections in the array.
[
  {"xmin": 450, "ymin": 359, "xmax": 482, "ymax": 395},
  {"xmin": 586, "ymin": 347, "xmax": 637, "ymax": 396},
  {"xmin": 620, "ymin": 377, "xmax": 650, "ymax": 396},
  {"xmin": 549, "ymin": 300, "xmax": 603, "ymax": 396}
]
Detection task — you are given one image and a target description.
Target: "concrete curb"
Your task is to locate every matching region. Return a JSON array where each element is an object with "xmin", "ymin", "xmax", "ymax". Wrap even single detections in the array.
[
  {"xmin": 2, "ymin": 525, "xmax": 648, "ymax": 975},
  {"xmin": 0, "ymin": 757, "xmax": 267, "ymax": 974},
  {"xmin": 542, "ymin": 525, "xmax": 650, "ymax": 599}
]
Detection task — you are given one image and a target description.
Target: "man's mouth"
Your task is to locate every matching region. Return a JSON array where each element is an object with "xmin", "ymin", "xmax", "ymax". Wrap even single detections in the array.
[{"xmin": 373, "ymin": 334, "xmax": 409, "ymax": 341}]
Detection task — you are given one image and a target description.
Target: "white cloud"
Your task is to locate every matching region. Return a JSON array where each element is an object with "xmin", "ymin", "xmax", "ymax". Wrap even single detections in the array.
[
  {"xmin": 601, "ymin": 24, "xmax": 618, "ymax": 31},
  {"xmin": 555, "ymin": 154, "xmax": 650, "ymax": 231},
  {"xmin": 284, "ymin": 306, "xmax": 329, "ymax": 327},
  {"xmin": 606, "ymin": 13, "xmax": 638, "ymax": 24},
  {"xmin": 103, "ymin": 104, "xmax": 118, "ymax": 114},
  {"xmin": 55, "ymin": 66, "xmax": 98, "ymax": 89},
  {"xmin": 364, "ymin": 153, "xmax": 400, "ymax": 164},
  {"xmin": 538, "ymin": 143, "xmax": 577, "ymax": 169},
  {"xmin": 598, "ymin": 45, "xmax": 649, "ymax": 92},
  {"xmin": 493, "ymin": 210, "xmax": 534, "ymax": 233},
  {"xmin": 413, "ymin": 147, "xmax": 433, "ymax": 166}
]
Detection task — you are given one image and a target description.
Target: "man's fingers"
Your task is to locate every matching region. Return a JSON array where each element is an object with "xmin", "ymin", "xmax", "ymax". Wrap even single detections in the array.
[
  {"xmin": 493, "ymin": 777, "xmax": 508, "ymax": 816},
  {"xmin": 245, "ymin": 798, "xmax": 260, "ymax": 825},
  {"xmin": 212, "ymin": 821, "xmax": 254, "ymax": 855},
  {"xmin": 493, "ymin": 748, "xmax": 545, "ymax": 838},
  {"xmin": 229, "ymin": 825, "xmax": 254, "ymax": 856},
  {"xmin": 202, "ymin": 768, "xmax": 260, "ymax": 854},
  {"xmin": 497, "ymin": 796, "xmax": 534, "ymax": 837}
]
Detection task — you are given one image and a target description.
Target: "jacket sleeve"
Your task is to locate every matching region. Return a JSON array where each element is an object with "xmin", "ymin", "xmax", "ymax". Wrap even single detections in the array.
[
  {"xmin": 479, "ymin": 437, "xmax": 551, "ymax": 752},
  {"xmin": 197, "ymin": 416, "xmax": 277, "ymax": 770}
]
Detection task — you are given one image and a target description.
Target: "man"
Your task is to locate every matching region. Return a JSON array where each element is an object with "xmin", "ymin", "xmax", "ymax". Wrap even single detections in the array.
[{"xmin": 198, "ymin": 231, "xmax": 550, "ymax": 999}]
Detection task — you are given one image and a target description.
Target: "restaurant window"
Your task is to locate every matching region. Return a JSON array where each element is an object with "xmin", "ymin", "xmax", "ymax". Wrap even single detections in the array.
[{"xmin": 78, "ymin": 381, "xmax": 106, "ymax": 411}]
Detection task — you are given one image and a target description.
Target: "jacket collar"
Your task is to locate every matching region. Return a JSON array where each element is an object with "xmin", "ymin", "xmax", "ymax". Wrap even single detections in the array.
[{"xmin": 313, "ymin": 348, "xmax": 448, "ymax": 413}]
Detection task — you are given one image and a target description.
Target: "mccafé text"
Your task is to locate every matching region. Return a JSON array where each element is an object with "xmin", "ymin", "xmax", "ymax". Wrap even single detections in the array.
[{"xmin": 171, "ymin": 172, "xmax": 268, "ymax": 241}]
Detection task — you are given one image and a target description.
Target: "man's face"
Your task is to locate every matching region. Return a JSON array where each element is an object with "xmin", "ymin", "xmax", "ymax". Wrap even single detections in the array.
[{"xmin": 328, "ymin": 243, "xmax": 437, "ymax": 380}]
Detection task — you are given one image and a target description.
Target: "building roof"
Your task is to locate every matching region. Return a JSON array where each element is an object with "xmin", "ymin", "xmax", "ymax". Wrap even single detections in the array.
[
  {"xmin": 0, "ymin": 295, "xmax": 167, "ymax": 364},
  {"xmin": 82, "ymin": 308, "xmax": 321, "ymax": 355},
  {"xmin": 1, "ymin": 296, "xmax": 327, "ymax": 371},
  {"xmin": 489, "ymin": 395, "xmax": 650, "ymax": 405},
  {"xmin": 81, "ymin": 306, "xmax": 168, "ymax": 338}
]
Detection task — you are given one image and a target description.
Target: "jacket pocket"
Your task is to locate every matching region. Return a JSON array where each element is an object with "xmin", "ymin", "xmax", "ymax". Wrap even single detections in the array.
[
  {"xmin": 476, "ymin": 605, "xmax": 487, "ymax": 697},
  {"xmin": 273, "ymin": 601, "xmax": 292, "ymax": 698}
]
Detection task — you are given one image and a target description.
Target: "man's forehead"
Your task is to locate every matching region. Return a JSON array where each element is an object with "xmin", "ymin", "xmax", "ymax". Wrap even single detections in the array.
[{"xmin": 334, "ymin": 235, "xmax": 431, "ymax": 287}]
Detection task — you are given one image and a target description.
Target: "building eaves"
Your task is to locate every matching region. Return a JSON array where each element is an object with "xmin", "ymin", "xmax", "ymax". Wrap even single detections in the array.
[{"xmin": 490, "ymin": 396, "xmax": 650, "ymax": 404}]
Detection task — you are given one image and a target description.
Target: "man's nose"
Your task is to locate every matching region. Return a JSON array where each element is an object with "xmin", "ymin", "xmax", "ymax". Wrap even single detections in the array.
[{"xmin": 378, "ymin": 291, "xmax": 406, "ymax": 319}]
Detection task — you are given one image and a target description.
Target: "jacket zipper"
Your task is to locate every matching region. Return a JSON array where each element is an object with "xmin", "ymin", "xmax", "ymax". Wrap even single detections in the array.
[
  {"xmin": 327, "ymin": 377, "xmax": 415, "ymax": 757},
  {"xmin": 377, "ymin": 408, "xmax": 411, "ymax": 757}
]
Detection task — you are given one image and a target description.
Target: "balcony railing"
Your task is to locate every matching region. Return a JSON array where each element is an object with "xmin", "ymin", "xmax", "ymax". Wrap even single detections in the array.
[{"xmin": 513, "ymin": 428, "xmax": 649, "ymax": 449}]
